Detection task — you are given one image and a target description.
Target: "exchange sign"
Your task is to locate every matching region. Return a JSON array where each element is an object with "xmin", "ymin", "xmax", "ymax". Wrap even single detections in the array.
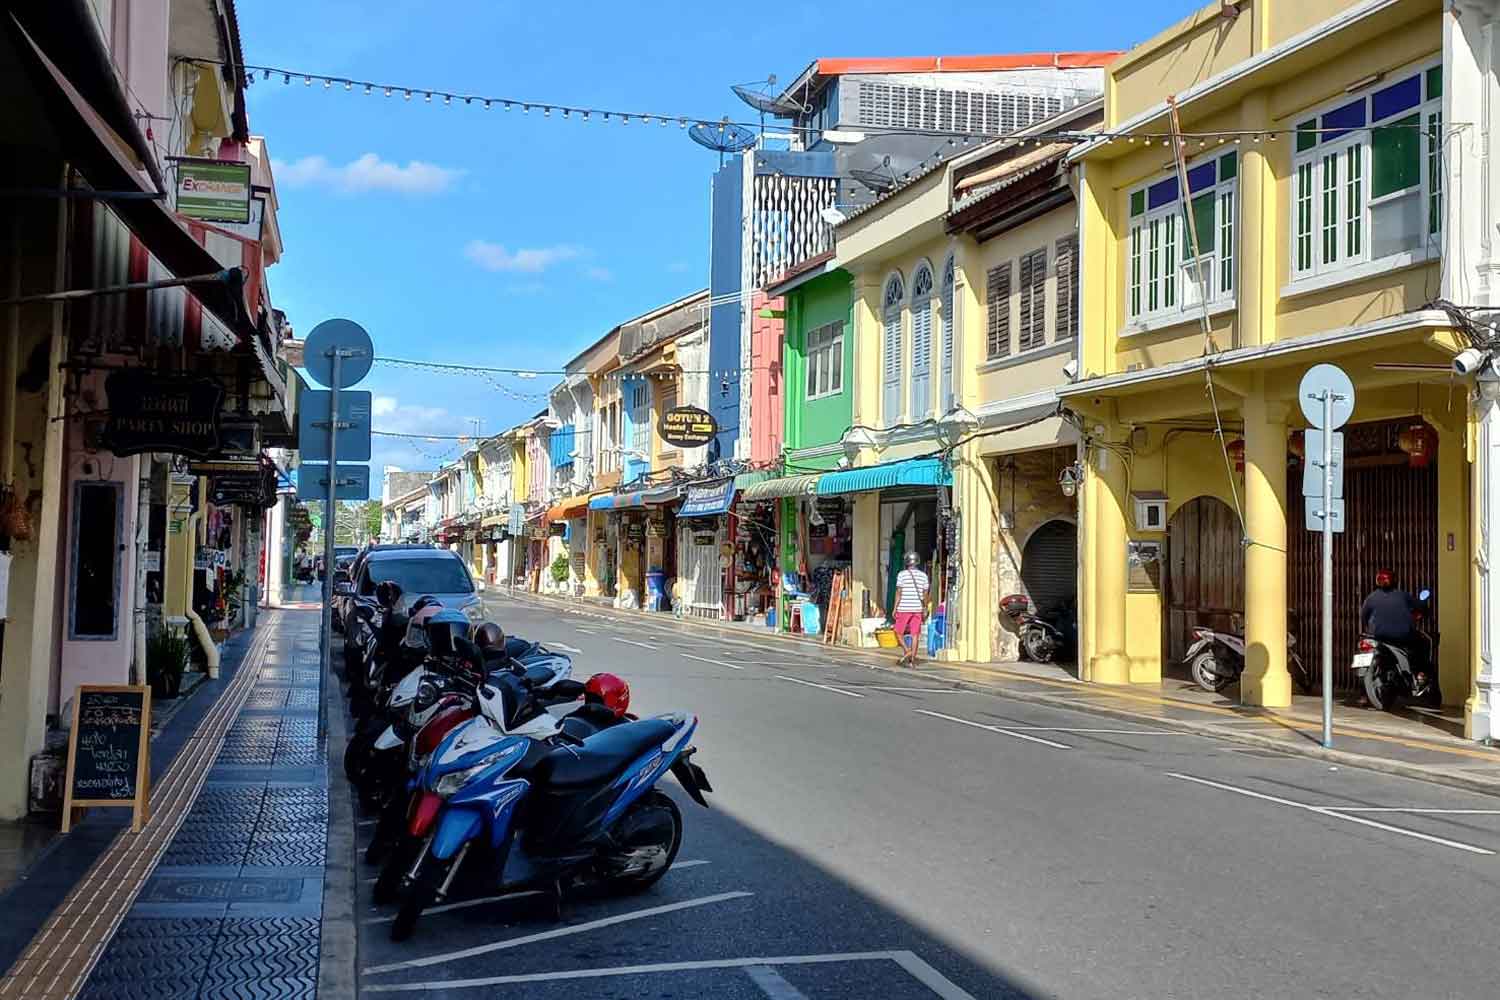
[{"xmin": 659, "ymin": 405, "xmax": 718, "ymax": 448}]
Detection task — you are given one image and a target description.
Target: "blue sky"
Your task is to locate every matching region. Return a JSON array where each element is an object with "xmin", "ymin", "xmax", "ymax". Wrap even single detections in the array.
[{"xmin": 238, "ymin": 0, "xmax": 1195, "ymax": 477}]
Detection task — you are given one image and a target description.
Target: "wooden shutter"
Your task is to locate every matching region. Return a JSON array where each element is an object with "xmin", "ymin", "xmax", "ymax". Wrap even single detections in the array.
[
  {"xmin": 985, "ymin": 262, "xmax": 1010, "ymax": 359},
  {"xmin": 1054, "ymin": 236, "xmax": 1078, "ymax": 341},
  {"xmin": 882, "ymin": 311, "xmax": 902, "ymax": 422},
  {"xmin": 1019, "ymin": 248, "xmax": 1047, "ymax": 350},
  {"xmin": 911, "ymin": 299, "xmax": 931, "ymax": 419}
]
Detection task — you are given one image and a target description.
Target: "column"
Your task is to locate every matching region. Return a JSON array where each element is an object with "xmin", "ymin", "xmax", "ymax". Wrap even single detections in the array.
[
  {"xmin": 1083, "ymin": 432, "xmax": 1130, "ymax": 684},
  {"xmin": 850, "ymin": 493, "xmax": 880, "ymax": 623},
  {"xmin": 1467, "ymin": 387, "xmax": 1499, "ymax": 740},
  {"xmin": 1237, "ymin": 90, "xmax": 1274, "ymax": 350},
  {"xmin": 952, "ymin": 441, "xmax": 996, "ymax": 662},
  {"xmin": 1432, "ymin": 418, "xmax": 1471, "ymax": 705},
  {"xmin": 850, "ymin": 273, "xmax": 881, "ymax": 429},
  {"xmin": 1240, "ymin": 386, "xmax": 1290, "ymax": 707}
]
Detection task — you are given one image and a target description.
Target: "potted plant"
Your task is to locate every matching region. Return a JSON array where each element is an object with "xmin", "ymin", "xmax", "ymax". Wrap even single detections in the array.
[
  {"xmin": 550, "ymin": 554, "xmax": 570, "ymax": 591},
  {"xmin": 147, "ymin": 629, "xmax": 190, "ymax": 700}
]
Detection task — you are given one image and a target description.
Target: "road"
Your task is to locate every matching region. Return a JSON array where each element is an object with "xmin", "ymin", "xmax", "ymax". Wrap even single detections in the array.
[{"xmin": 352, "ymin": 593, "xmax": 1500, "ymax": 999}]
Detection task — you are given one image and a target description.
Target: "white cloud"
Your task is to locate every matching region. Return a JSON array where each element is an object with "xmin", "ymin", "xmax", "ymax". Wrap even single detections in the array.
[
  {"xmin": 584, "ymin": 266, "xmax": 614, "ymax": 282},
  {"xmin": 463, "ymin": 240, "xmax": 582, "ymax": 274},
  {"xmin": 273, "ymin": 153, "xmax": 464, "ymax": 195},
  {"xmin": 372, "ymin": 395, "xmax": 399, "ymax": 417}
]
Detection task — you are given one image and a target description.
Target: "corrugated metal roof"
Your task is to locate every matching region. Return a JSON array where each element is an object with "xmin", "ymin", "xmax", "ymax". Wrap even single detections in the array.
[{"xmin": 950, "ymin": 144, "xmax": 1070, "ymax": 214}]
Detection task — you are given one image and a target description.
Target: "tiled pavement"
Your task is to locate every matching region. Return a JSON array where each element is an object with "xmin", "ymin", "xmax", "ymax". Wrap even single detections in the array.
[{"xmin": 78, "ymin": 613, "xmax": 328, "ymax": 1000}]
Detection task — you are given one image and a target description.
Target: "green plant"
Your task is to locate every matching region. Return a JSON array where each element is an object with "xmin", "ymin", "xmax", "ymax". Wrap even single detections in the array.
[
  {"xmin": 550, "ymin": 553, "xmax": 570, "ymax": 584},
  {"xmin": 222, "ymin": 568, "xmax": 247, "ymax": 618},
  {"xmin": 147, "ymin": 629, "xmax": 190, "ymax": 696}
]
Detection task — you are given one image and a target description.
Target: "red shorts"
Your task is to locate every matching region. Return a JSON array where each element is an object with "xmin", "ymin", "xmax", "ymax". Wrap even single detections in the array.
[{"xmin": 893, "ymin": 612, "xmax": 925, "ymax": 639}]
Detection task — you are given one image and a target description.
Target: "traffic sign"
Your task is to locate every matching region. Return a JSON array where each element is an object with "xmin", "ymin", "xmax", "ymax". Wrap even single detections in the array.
[
  {"xmin": 303, "ymin": 318, "xmax": 373, "ymax": 389},
  {"xmin": 296, "ymin": 463, "xmax": 370, "ymax": 501},
  {"xmin": 1301, "ymin": 430, "xmax": 1344, "ymax": 499},
  {"xmin": 1298, "ymin": 363, "xmax": 1355, "ymax": 429},
  {"xmin": 298, "ymin": 390, "xmax": 372, "ymax": 462},
  {"xmin": 1304, "ymin": 496, "xmax": 1345, "ymax": 533}
]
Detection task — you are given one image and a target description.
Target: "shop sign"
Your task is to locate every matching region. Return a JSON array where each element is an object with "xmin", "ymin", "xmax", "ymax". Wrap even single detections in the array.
[
  {"xmin": 101, "ymin": 371, "xmax": 223, "ymax": 459},
  {"xmin": 692, "ymin": 531, "xmax": 716, "ymax": 545},
  {"xmin": 175, "ymin": 158, "xmax": 252, "ymax": 223},
  {"xmin": 625, "ymin": 520, "xmax": 646, "ymax": 541},
  {"xmin": 659, "ymin": 405, "xmax": 717, "ymax": 448}
]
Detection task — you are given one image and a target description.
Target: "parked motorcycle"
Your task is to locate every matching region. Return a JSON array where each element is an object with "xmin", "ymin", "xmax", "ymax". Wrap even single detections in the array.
[
  {"xmin": 384, "ymin": 650, "xmax": 710, "ymax": 941},
  {"xmin": 1354, "ymin": 588, "xmax": 1438, "ymax": 710},
  {"xmin": 1184, "ymin": 615, "xmax": 1313, "ymax": 694},
  {"xmin": 1000, "ymin": 594, "xmax": 1076, "ymax": 663}
]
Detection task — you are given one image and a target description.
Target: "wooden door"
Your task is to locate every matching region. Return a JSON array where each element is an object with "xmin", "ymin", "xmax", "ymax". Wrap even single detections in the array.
[{"xmin": 1164, "ymin": 496, "xmax": 1245, "ymax": 667}]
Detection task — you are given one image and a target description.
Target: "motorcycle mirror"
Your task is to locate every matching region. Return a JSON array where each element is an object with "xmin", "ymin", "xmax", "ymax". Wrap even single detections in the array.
[{"xmin": 1418, "ymin": 588, "xmax": 1431, "ymax": 602}]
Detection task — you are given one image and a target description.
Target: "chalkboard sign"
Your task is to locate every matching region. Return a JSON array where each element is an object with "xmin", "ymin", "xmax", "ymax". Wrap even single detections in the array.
[{"xmin": 61, "ymin": 685, "xmax": 152, "ymax": 832}]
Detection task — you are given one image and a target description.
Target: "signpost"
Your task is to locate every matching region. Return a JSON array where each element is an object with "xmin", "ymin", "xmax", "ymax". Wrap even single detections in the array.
[
  {"xmin": 303, "ymin": 319, "xmax": 373, "ymax": 736},
  {"xmin": 1299, "ymin": 363, "xmax": 1355, "ymax": 749},
  {"xmin": 175, "ymin": 159, "xmax": 252, "ymax": 223},
  {"xmin": 60, "ymin": 685, "xmax": 151, "ymax": 832},
  {"xmin": 297, "ymin": 391, "xmax": 373, "ymax": 462},
  {"xmin": 659, "ymin": 405, "xmax": 718, "ymax": 448}
]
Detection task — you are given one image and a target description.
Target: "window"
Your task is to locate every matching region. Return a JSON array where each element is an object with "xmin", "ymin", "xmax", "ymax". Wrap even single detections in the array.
[
  {"xmin": 882, "ymin": 273, "xmax": 904, "ymax": 422},
  {"xmin": 1055, "ymin": 236, "xmax": 1078, "ymax": 341},
  {"xmin": 805, "ymin": 321, "xmax": 844, "ymax": 399},
  {"xmin": 940, "ymin": 255, "xmax": 956, "ymax": 411},
  {"xmin": 1126, "ymin": 151, "xmax": 1237, "ymax": 325},
  {"xmin": 69, "ymin": 481, "xmax": 122, "ymax": 640},
  {"xmin": 985, "ymin": 262, "xmax": 1011, "ymax": 359},
  {"xmin": 910, "ymin": 262, "xmax": 934, "ymax": 419},
  {"xmin": 1018, "ymin": 248, "xmax": 1047, "ymax": 351},
  {"xmin": 629, "ymin": 382, "xmax": 649, "ymax": 454},
  {"xmin": 1291, "ymin": 63, "xmax": 1442, "ymax": 282}
]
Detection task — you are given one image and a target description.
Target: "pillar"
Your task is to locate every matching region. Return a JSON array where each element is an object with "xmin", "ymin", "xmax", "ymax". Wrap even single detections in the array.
[
  {"xmin": 1083, "ymin": 431, "xmax": 1130, "ymax": 684},
  {"xmin": 1432, "ymin": 417, "xmax": 1472, "ymax": 705},
  {"xmin": 952, "ymin": 441, "xmax": 997, "ymax": 662},
  {"xmin": 850, "ymin": 273, "xmax": 881, "ymax": 428},
  {"xmin": 1467, "ymin": 386, "xmax": 1499, "ymax": 739},
  {"xmin": 850, "ymin": 493, "xmax": 880, "ymax": 621},
  {"xmin": 1237, "ymin": 90, "xmax": 1274, "ymax": 350},
  {"xmin": 1241, "ymin": 387, "xmax": 1290, "ymax": 707}
]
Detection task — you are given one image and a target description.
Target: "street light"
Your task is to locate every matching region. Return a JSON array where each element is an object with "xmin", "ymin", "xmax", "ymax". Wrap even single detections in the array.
[
  {"xmin": 1058, "ymin": 462, "xmax": 1083, "ymax": 498},
  {"xmin": 841, "ymin": 425, "xmax": 879, "ymax": 463},
  {"xmin": 937, "ymin": 405, "xmax": 980, "ymax": 446}
]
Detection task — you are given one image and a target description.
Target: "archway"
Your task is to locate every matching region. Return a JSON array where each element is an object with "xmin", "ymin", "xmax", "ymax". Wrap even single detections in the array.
[
  {"xmin": 1020, "ymin": 519, "xmax": 1077, "ymax": 617},
  {"xmin": 1164, "ymin": 496, "xmax": 1244, "ymax": 669}
]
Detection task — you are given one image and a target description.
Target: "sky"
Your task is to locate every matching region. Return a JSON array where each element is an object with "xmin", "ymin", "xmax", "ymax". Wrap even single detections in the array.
[{"xmin": 236, "ymin": 0, "xmax": 1198, "ymax": 481}]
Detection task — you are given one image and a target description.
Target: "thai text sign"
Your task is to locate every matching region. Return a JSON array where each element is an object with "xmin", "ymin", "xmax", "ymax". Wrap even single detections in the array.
[
  {"xmin": 176, "ymin": 159, "xmax": 252, "ymax": 223},
  {"xmin": 101, "ymin": 370, "xmax": 223, "ymax": 459}
]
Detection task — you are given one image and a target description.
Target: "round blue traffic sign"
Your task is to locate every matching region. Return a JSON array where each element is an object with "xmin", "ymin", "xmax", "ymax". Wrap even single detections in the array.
[
  {"xmin": 1298, "ymin": 363, "xmax": 1355, "ymax": 430},
  {"xmin": 304, "ymin": 318, "xmax": 373, "ymax": 389}
]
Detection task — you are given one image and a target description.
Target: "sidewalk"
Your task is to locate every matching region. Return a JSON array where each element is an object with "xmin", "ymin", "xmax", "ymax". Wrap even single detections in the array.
[
  {"xmin": 0, "ymin": 608, "xmax": 329, "ymax": 1000},
  {"xmin": 502, "ymin": 588, "xmax": 1500, "ymax": 796}
]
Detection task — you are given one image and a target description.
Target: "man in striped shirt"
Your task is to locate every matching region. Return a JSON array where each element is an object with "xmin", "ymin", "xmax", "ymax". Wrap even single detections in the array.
[{"xmin": 893, "ymin": 551, "xmax": 930, "ymax": 667}]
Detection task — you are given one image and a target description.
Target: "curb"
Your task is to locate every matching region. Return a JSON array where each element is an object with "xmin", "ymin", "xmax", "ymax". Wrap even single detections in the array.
[
  {"xmin": 319, "ymin": 642, "xmax": 359, "ymax": 999},
  {"xmin": 499, "ymin": 589, "xmax": 1500, "ymax": 801}
]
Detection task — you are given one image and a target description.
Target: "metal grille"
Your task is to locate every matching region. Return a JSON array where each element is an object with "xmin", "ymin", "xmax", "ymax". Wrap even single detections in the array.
[
  {"xmin": 851, "ymin": 81, "xmax": 1076, "ymax": 135},
  {"xmin": 1287, "ymin": 420, "xmax": 1439, "ymax": 692},
  {"xmin": 750, "ymin": 174, "xmax": 838, "ymax": 289},
  {"xmin": 1021, "ymin": 519, "xmax": 1078, "ymax": 616}
]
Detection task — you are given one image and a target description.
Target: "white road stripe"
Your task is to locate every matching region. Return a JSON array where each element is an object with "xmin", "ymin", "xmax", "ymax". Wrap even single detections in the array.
[
  {"xmin": 776, "ymin": 676, "xmax": 864, "ymax": 698},
  {"xmin": 853, "ymin": 686, "xmax": 965, "ymax": 694},
  {"xmin": 1320, "ymin": 807, "xmax": 1500, "ymax": 815},
  {"xmin": 363, "ymin": 891, "xmax": 542, "ymax": 925},
  {"xmin": 914, "ymin": 709, "xmax": 1072, "ymax": 749},
  {"xmin": 1000, "ymin": 727, "xmax": 1191, "ymax": 735},
  {"xmin": 615, "ymin": 638, "xmax": 658, "ymax": 650},
  {"xmin": 745, "ymin": 964, "xmax": 811, "ymax": 999},
  {"xmin": 679, "ymin": 652, "xmax": 744, "ymax": 671},
  {"xmin": 361, "ymin": 949, "xmax": 977, "ymax": 997},
  {"xmin": 362, "ymin": 890, "xmax": 753, "ymax": 974},
  {"xmin": 546, "ymin": 642, "xmax": 584, "ymax": 654},
  {"xmin": 1165, "ymin": 773, "xmax": 1497, "ymax": 855}
]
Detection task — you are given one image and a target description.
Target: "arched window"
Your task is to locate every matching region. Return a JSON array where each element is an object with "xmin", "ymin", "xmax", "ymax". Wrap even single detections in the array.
[
  {"xmin": 882, "ymin": 272, "xmax": 904, "ymax": 424},
  {"xmin": 910, "ymin": 261, "xmax": 934, "ymax": 420},
  {"xmin": 940, "ymin": 254, "xmax": 956, "ymax": 412}
]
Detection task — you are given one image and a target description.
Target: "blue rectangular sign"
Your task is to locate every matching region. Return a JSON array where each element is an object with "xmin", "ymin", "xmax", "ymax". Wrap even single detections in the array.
[
  {"xmin": 295, "ymin": 463, "xmax": 370, "ymax": 501},
  {"xmin": 298, "ymin": 390, "xmax": 372, "ymax": 462}
]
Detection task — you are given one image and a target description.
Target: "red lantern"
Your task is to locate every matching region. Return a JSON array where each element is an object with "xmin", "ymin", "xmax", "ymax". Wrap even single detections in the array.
[
  {"xmin": 1225, "ymin": 438, "xmax": 1245, "ymax": 473},
  {"xmin": 1397, "ymin": 423, "xmax": 1438, "ymax": 468},
  {"xmin": 1287, "ymin": 429, "xmax": 1305, "ymax": 461}
]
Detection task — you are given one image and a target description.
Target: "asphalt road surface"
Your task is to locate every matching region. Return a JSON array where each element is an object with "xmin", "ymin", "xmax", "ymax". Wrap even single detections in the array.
[{"xmin": 350, "ymin": 593, "xmax": 1500, "ymax": 999}]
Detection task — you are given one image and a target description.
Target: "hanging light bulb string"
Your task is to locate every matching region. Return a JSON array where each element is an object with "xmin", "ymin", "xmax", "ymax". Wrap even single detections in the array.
[{"xmin": 211, "ymin": 59, "xmax": 1444, "ymax": 145}]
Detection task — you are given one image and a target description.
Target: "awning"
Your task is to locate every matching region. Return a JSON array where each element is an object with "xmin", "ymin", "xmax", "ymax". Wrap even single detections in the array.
[
  {"xmin": 816, "ymin": 457, "xmax": 950, "ymax": 496},
  {"xmin": 741, "ymin": 474, "xmax": 822, "ymax": 501},
  {"xmin": 678, "ymin": 480, "xmax": 735, "ymax": 518},
  {"xmin": 588, "ymin": 484, "xmax": 683, "ymax": 510},
  {"xmin": 480, "ymin": 514, "xmax": 507, "ymax": 529},
  {"xmin": 545, "ymin": 494, "xmax": 593, "ymax": 523},
  {"xmin": 733, "ymin": 469, "xmax": 774, "ymax": 490}
]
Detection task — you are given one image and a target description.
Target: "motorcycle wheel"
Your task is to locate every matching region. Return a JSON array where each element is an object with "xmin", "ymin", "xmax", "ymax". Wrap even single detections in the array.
[
  {"xmin": 1021, "ymin": 628, "xmax": 1057, "ymax": 664},
  {"xmin": 1290, "ymin": 654, "xmax": 1315, "ymax": 696},
  {"xmin": 1190, "ymin": 651, "xmax": 1233, "ymax": 693},
  {"xmin": 373, "ymin": 836, "xmax": 421, "ymax": 904},
  {"xmin": 391, "ymin": 853, "xmax": 451, "ymax": 941},
  {"xmin": 599, "ymin": 791, "xmax": 682, "ymax": 895},
  {"xmin": 366, "ymin": 792, "xmax": 410, "ymax": 866},
  {"xmin": 1363, "ymin": 665, "xmax": 1401, "ymax": 712},
  {"xmin": 343, "ymin": 729, "xmax": 374, "ymax": 782}
]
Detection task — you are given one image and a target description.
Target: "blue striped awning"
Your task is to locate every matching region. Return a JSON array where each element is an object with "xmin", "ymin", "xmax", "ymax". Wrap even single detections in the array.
[
  {"xmin": 815, "ymin": 457, "xmax": 951, "ymax": 496},
  {"xmin": 588, "ymin": 484, "xmax": 684, "ymax": 510}
]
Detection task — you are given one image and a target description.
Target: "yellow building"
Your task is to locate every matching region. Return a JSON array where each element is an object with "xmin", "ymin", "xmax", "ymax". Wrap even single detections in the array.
[{"xmin": 1067, "ymin": 0, "xmax": 1481, "ymax": 723}]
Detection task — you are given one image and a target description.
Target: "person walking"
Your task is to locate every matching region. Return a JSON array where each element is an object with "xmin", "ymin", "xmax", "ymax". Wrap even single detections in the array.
[{"xmin": 893, "ymin": 551, "xmax": 930, "ymax": 668}]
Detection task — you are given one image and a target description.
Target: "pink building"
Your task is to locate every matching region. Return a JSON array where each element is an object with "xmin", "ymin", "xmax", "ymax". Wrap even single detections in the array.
[{"xmin": 749, "ymin": 290, "xmax": 785, "ymax": 467}]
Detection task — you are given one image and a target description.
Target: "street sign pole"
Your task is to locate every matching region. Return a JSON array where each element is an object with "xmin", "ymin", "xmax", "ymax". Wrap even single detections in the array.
[
  {"xmin": 1320, "ymin": 390, "xmax": 1334, "ymax": 749},
  {"xmin": 320, "ymin": 348, "xmax": 341, "ymax": 726}
]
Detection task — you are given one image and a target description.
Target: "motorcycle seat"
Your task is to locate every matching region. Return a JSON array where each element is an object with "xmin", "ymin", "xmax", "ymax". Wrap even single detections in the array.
[{"xmin": 532, "ymin": 718, "xmax": 677, "ymax": 790}]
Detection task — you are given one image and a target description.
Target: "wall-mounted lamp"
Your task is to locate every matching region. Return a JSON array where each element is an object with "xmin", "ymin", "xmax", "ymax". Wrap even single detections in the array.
[{"xmin": 1058, "ymin": 462, "xmax": 1083, "ymax": 498}]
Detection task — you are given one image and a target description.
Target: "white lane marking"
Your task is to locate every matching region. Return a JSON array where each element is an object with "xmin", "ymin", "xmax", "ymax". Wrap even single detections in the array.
[
  {"xmin": 680, "ymin": 652, "xmax": 744, "ymax": 671},
  {"xmin": 574, "ymin": 628, "xmax": 597, "ymax": 634},
  {"xmin": 363, "ymin": 891, "xmax": 542, "ymax": 925},
  {"xmin": 1165, "ymin": 773, "xmax": 1497, "ymax": 856},
  {"xmin": 546, "ymin": 642, "xmax": 584, "ymax": 654},
  {"xmin": 852, "ymin": 686, "xmax": 966, "ymax": 693},
  {"xmin": 745, "ymin": 964, "xmax": 811, "ymax": 1000},
  {"xmin": 999, "ymin": 727, "xmax": 1191, "ymax": 735},
  {"xmin": 914, "ymin": 709, "xmax": 1072, "ymax": 749},
  {"xmin": 1321, "ymin": 807, "xmax": 1500, "ymax": 815},
  {"xmin": 362, "ymin": 891, "xmax": 753, "ymax": 974},
  {"xmin": 775, "ymin": 675, "xmax": 864, "ymax": 698},
  {"xmin": 615, "ymin": 637, "xmax": 658, "ymax": 650},
  {"xmin": 362, "ymin": 949, "xmax": 977, "ymax": 997}
]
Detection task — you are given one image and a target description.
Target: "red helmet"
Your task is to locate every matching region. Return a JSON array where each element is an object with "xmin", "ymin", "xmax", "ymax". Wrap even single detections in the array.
[
  {"xmin": 1375, "ymin": 568, "xmax": 1394, "ymax": 589},
  {"xmin": 584, "ymin": 673, "xmax": 631, "ymax": 718}
]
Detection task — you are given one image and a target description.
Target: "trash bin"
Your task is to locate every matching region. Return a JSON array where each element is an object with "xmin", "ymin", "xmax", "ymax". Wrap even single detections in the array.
[
  {"xmin": 645, "ymin": 571, "xmax": 667, "ymax": 612},
  {"xmin": 927, "ymin": 610, "xmax": 946, "ymax": 656}
]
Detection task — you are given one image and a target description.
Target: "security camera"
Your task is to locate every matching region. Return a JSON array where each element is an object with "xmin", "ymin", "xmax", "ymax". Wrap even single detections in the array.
[
  {"xmin": 1453, "ymin": 348, "xmax": 1491, "ymax": 376},
  {"xmin": 1061, "ymin": 359, "xmax": 1079, "ymax": 381}
]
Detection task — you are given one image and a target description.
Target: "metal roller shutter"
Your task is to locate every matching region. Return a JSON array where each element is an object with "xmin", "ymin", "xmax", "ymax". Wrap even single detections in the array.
[{"xmin": 1020, "ymin": 520, "xmax": 1077, "ymax": 616}]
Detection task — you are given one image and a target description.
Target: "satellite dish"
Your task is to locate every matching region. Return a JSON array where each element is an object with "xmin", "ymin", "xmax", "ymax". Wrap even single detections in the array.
[
  {"xmin": 731, "ymin": 84, "xmax": 807, "ymax": 119},
  {"xmin": 687, "ymin": 121, "xmax": 757, "ymax": 166}
]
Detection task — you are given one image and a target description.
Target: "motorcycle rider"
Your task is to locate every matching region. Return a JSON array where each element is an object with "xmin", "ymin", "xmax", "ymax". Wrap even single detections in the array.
[{"xmin": 1359, "ymin": 568, "xmax": 1433, "ymax": 697}]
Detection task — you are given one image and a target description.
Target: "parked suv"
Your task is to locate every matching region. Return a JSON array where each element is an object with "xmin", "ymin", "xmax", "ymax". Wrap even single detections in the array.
[{"xmin": 353, "ymin": 548, "xmax": 482, "ymax": 622}]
